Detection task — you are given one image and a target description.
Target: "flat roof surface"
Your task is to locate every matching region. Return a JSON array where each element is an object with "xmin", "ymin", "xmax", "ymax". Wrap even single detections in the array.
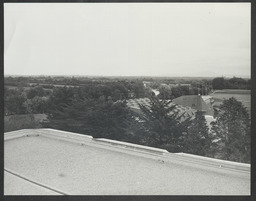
[
  {"xmin": 4, "ymin": 129, "xmax": 250, "ymax": 195},
  {"xmin": 4, "ymin": 171, "xmax": 62, "ymax": 195}
]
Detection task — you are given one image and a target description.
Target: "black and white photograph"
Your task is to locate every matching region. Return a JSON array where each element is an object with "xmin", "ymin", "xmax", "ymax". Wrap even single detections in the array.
[{"xmin": 4, "ymin": 2, "xmax": 251, "ymax": 195}]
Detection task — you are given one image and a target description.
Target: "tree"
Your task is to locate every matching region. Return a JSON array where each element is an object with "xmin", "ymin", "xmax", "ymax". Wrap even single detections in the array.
[
  {"xmin": 229, "ymin": 77, "xmax": 247, "ymax": 89},
  {"xmin": 183, "ymin": 111, "xmax": 212, "ymax": 156},
  {"xmin": 84, "ymin": 99, "xmax": 131, "ymax": 140},
  {"xmin": 171, "ymin": 86, "xmax": 183, "ymax": 98},
  {"xmin": 212, "ymin": 77, "xmax": 225, "ymax": 90},
  {"xmin": 211, "ymin": 97, "xmax": 250, "ymax": 163},
  {"xmin": 24, "ymin": 96, "xmax": 49, "ymax": 114},
  {"xmin": 212, "ymin": 76, "xmax": 249, "ymax": 90},
  {"xmin": 170, "ymin": 85, "xmax": 190, "ymax": 98},
  {"xmin": 4, "ymin": 88, "xmax": 27, "ymax": 115},
  {"xmin": 158, "ymin": 86, "xmax": 172, "ymax": 100},
  {"xmin": 4, "ymin": 114, "xmax": 42, "ymax": 132},
  {"xmin": 46, "ymin": 86, "xmax": 75, "ymax": 113},
  {"xmin": 27, "ymin": 86, "xmax": 45, "ymax": 99},
  {"xmin": 44, "ymin": 90, "xmax": 133, "ymax": 141},
  {"xmin": 131, "ymin": 80, "xmax": 146, "ymax": 98},
  {"xmin": 139, "ymin": 96, "xmax": 192, "ymax": 152}
]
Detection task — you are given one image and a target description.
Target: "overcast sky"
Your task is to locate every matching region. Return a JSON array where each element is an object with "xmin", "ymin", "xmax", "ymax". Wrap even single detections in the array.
[{"xmin": 4, "ymin": 3, "xmax": 251, "ymax": 77}]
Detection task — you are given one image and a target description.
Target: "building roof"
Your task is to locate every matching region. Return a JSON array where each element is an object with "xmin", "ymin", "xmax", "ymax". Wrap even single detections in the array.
[
  {"xmin": 126, "ymin": 98, "xmax": 196, "ymax": 121},
  {"xmin": 172, "ymin": 95, "xmax": 214, "ymax": 115},
  {"xmin": 5, "ymin": 129, "xmax": 250, "ymax": 195}
]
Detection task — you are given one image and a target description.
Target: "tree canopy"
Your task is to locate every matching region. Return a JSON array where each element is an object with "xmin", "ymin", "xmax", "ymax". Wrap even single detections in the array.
[
  {"xmin": 139, "ymin": 96, "xmax": 192, "ymax": 152},
  {"xmin": 4, "ymin": 76, "xmax": 251, "ymax": 163},
  {"xmin": 183, "ymin": 111, "xmax": 212, "ymax": 156},
  {"xmin": 212, "ymin": 77, "xmax": 250, "ymax": 90},
  {"xmin": 211, "ymin": 97, "xmax": 250, "ymax": 163}
]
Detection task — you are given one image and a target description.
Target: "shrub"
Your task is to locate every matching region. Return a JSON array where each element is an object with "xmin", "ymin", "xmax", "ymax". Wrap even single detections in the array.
[{"xmin": 4, "ymin": 114, "xmax": 42, "ymax": 132}]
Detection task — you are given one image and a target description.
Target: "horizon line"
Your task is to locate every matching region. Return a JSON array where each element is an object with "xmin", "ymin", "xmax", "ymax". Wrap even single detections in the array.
[{"xmin": 3, "ymin": 74, "xmax": 251, "ymax": 79}]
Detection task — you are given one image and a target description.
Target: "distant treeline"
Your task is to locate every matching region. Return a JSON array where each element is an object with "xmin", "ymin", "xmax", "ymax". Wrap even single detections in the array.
[
  {"xmin": 212, "ymin": 77, "xmax": 250, "ymax": 90},
  {"xmin": 4, "ymin": 75, "xmax": 212, "ymax": 87},
  {"xmin": 5, "ymin": 75, "xmax": 249, "ymax": 94},
  {"xmin": 4, "ymin": 79, "xmax": 148, "ymax": 115},
  {"xmin": 4, "ymin": 76, "xmax": 213, "ymax": 116}
]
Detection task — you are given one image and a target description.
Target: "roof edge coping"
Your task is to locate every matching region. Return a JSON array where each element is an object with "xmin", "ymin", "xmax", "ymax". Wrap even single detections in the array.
[
  {"xmin": 35, "ymin": 128, "xmax": 93, "ymax": 143},
  {"xmin": 175, "ymin": 152, "xmax": 250, "ymax": 172},
  {"xmin": 94, "ymin": 138, "xmax": 169, "ymax": 155},
  {"xmin": 4, "ymin": 128, "xmax": 93, "ymax": 143},
  {"xmin": 4, "ymin": 129, "xmax": 39, "ymax": 140}
]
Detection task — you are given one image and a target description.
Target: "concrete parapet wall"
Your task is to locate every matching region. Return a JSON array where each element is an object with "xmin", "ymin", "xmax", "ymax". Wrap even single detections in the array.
[
  {"xmin": 175, "ymin": 152, "xmax": 250, "ymax": 172},
  {"xmin": 5, "ymin": 129, "xmax": 39, "ymax": 141},
  {"xmin": 34, "ymin": 128, "xmax": 93, "ymax": 144},
  {"xmin": 94, "ymin": 138, "xmax": 169, "ymax": 155},
  {"xmin": 5, "ymin": 128, "xmax": 93, "ymax": 144}
]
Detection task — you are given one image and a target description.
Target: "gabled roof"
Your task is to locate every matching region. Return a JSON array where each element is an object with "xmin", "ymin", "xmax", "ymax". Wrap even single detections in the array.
[
  {"xmin": 172, "ymin": 95, "xmax": 211, "ymax": 112},
  {"xmin": 126, "ymin": 98, "xmax": 196, "ymax": 121},
  {"xmin": 171, "ymin": 95, "xmax": 214, "ymax": 116}
]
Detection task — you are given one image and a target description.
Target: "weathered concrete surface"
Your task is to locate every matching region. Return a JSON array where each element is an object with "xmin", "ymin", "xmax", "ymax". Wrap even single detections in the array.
[
  {"xmin": 4, "ymin": 129, "xmax": 250, "ymax": 195},
  {"xmin": 4, "ymin": 171, "xmax": 61, "ymax": 195}
]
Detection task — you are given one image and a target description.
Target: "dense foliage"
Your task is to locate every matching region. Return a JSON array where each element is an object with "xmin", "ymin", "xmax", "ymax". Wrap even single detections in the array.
[
  {"xmin": 4, "ymin": 76, "xmax": 251, "ymax": 163},
  {"xmin": 154, "ymin": 80, "xmax": 212, "ymax": 99},
  {"xmin": 212, "ymin": 77, "xmax": 250, "ymax": 90},
  {"xmin": 211, "ymin": 98, "xmax": 250, "ymax": 163},
  {"xmin": 183, "ymin": 111, "xmax": 213, "ymax": 156},
  {"xmin": 4, "ymin": 114, "xmax": 42, "ymax": 132},
  {"xmin": 46, "ymin": 96, "xmax": 132, "ymax": 140},
  {"xmin": 138, "ymin": 96, "xmax": 192, "ymax": 152}
]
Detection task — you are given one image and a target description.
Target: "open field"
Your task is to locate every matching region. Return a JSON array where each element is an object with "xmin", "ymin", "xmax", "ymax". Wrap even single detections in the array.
[
  {"xmin": 212, "ymin": 93, "xmax": 250, "ymax": 107},
  {"xmin": 212, "ymin": 89, "xmax": 250, "ymax": 94},
  {"xmin": 210, "ymin": 90, "xmax": 251, "ymax": 117},
  {"xmin": 5, "ymin": 86, "xmax": 32, "ymax": 90}
]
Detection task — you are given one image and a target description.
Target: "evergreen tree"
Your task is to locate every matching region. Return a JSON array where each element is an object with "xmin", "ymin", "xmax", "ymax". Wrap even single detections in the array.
[
  {"xmin": 183, "ymin": 111, "xmax": 211, "ymax": 156},
  {"xmin": 139, "ymin": 96, "xmax": 192, "ymax": 152},
  {"xmin": 44, "ymin": 89, "xmax": 132, "ymax": 141},
  {"xmin": 211, "ymin": 97, "xmax": 250, "ymax": 163}
]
